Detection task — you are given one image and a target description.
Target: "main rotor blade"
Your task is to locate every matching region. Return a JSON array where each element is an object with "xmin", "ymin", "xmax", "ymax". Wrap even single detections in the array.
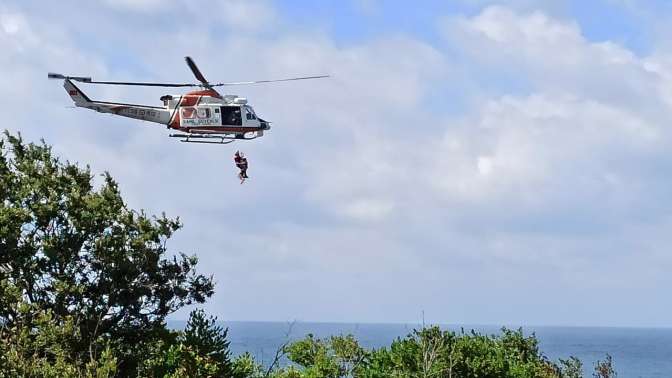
[
  {"xmin": 85, "ymin": 80, "xmax": 198, "ymax": 87},
  {"xmin": 185, "ymin": 56, "xmax": 209, "ymax": 85},
  {"xmin": 212, "ymin": 75, "xmax": 330, "ymax": 86},
  {"xmin": 48, "ymin": 72, "xmax": 196, "ymax": 87}
]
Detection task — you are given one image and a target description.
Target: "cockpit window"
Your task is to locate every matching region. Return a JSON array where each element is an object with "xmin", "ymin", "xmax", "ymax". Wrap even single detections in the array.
[{"xmin": 245, "ymin": 106, "xmax": 257, "ymax": 120}]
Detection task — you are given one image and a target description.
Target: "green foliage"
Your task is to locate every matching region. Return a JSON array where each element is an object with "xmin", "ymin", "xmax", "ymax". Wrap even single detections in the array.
[
  {"xmin": 357, "ymin": 326, "xmax": 557, "ymax": 378},
  {"xmin": 329, "ymin": 335, "xmax": 367, "ymax": 377},
  {"xmin": 247, "ymin": 326, "xmax": 619, "ymax": 378},
  {"xmin": 182, "ymin": 309, "xmax": 233, "ymax": 371},
  {"xmin": 0, "ymin": 131, "xmax": 214, "ymax": 375},
  {"xmin": 0, "ymin": 309, "xmax": 117, "ymax": 377},
  {"xmin": 232, "ymin": 352, "xmax": 266, "ymax": 378},
  {"xmin": 593, "ymin": 354, "xmax": 616, "ymax": 378},
  {"xmin": 140, "ymin": 309, "xmax": 235, "ymax": 377},
  {"xmin": 146, "ymin": 343, "xmax": 220, "ymax": 377},
  {"xmin": 559, "ymin": 356, "xmax": 583, "ymax": 378},
  {"xmin": 284, "ymin": 334, "xmax": 344, "ymax": 377}
]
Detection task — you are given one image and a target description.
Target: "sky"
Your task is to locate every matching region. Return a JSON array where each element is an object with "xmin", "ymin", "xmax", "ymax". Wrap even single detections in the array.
[{"xmin": 2, "ymin": 0, "xmax": 672, "ymax": 328}]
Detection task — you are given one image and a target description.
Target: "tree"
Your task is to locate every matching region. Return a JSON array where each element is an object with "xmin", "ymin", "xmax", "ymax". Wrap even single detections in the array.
[
  {"xmin": 285, "ymin": 334, "xmax": 342, "ymax": 378},
  {"xmin": 183, "ymin": 309, "xmax": 232, "ymax": 364},
  {"xmin": 139, "ymin": 309, "xmax": 234, "ymax": 377},
  {"xmin": 180, "ymin": 309, "xmax": 234, "ymax": 376},
  {"xmin": 280, "ymin": 326, "xmax": 568, "ymax": 378},
  {"xmin": 0, "ymin": 309, "xmax": 118, "ymax": 378},
  {"xmin": 0, "ymin": 131, "xmax": 214, "ymax": 374},
  {"xmin": 559, "ymin": 356, "xmax": 583, "ymax": 378},
  {"xmin": 593, "ymin": 354, "xmax": 616, "ymax": 378}
]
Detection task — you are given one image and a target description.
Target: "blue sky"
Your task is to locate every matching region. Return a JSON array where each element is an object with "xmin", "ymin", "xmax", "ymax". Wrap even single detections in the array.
[
  {"xmin": 2, "ymin": 0, "xmax": 672, "ymax": 328},
  {"xmin": 276, "ymin": 0, "xmax": 653, "ymax": 53}
]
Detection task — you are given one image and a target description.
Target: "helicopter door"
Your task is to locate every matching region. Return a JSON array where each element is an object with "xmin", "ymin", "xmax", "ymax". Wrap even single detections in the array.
[{"xmin": 220, "ymin": 106, "xmax": 242, "ymax": 126}]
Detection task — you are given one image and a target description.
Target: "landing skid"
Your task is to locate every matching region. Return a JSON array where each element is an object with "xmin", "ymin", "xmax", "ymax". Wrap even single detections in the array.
[{"xmin": 169, "ymin": 131, "xmax": 263, "ymax": 144}]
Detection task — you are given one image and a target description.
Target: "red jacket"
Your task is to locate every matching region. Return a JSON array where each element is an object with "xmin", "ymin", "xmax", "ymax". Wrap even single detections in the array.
[{"xmin": 234, "ymin": 156, "xmax": 247, "ymax": 167}]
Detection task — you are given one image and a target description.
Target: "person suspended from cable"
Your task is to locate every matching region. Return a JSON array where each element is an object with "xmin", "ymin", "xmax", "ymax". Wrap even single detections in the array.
[{"xmin": 234, "ymin": 151, "xmax": 249, "ymax": 183}]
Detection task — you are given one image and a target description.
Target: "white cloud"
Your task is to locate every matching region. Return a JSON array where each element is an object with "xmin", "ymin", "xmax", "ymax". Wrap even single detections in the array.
[
  {"xmin": 0, "ymin": 11, "xmax": 39, "ymax": 52},
  {"xmin": 462, "ymin": 5, "xmax": 581, "ymax": 44},
  {"xmin": 340, "ymin": 198, "xmax": 395, "ymax": 222},
  {"xmin": 3, "ymin": 1, "xmax": 672, "ymax": 326},
  {"xmin": 0, "ymin": 13, "xmax": 21, "ymax": 34},
  {"xmin": 218, "ymin": 0, "xmax": 276, "ymax": 31},
  {"xmin": 96, "ymin": 0, "xmax": 276, "ymax": 33},
  {"xmin": 476, "ymin": 156, "xmax": 493, "ymax": 176},
  {"xmin": 101, "ymin": 0, "xmax": 166, "ymax": 12}
]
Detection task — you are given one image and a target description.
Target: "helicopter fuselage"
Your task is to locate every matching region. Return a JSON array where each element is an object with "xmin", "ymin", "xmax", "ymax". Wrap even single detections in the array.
[
  {"xmin": 162, "ymin": 89, "xmax": 270, "ymax": 135},
  {"xmin": 64, "ymin": 80, "xmax": 269, "ymax": 142}
]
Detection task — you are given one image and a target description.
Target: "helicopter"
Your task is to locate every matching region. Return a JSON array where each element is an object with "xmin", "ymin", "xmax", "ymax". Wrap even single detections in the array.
[{"xmin": 48, "ymin": 57, "xmax": 328, "ymax": 144}]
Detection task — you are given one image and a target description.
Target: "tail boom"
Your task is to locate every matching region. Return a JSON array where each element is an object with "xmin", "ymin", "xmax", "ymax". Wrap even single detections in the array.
[{"xmin": 63, "ymin": 79, "xmax": 171, "ymax": 125}]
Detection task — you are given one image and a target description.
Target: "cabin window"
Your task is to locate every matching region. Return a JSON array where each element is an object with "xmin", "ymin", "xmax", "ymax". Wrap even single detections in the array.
[
  {"xmin": 197, "ymin": 108, "xmax": 211, "ymax": 119},
  {"xmin": 181, "ymin": 107, "xmax": 196, "ymax": 119},
  {"xmin": 220, "ymin": 106, "xmax": 242, "ymax": 126}
]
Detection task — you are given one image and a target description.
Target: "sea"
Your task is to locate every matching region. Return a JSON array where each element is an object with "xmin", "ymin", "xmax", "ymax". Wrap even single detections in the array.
[{"xmin": 169, "ymin": 321, "xmax": 672, "ymax": 377}]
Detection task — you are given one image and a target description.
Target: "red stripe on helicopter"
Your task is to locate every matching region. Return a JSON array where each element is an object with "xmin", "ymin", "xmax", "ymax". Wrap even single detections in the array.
[
  {"xmin": 168, "ymin": 89, "xmax": 221, "ymax": 129},
  {"xmin": 170, "ymin": 95, "xmax": 202, "ymax": 128},
  {"xmin": 169, "ymin": 113, "xmax": 181, "ymax": 129},
  {"xmin": 180, "ymin": 96, "xmax": 199, "ymax": 107},
  {"xmin": 109, "ymin": 106, "xmax": 128, "ymax": 114},
  {"xmin": 184, "ymin": 126, "xmax": 264, "ymax": 133},
  {"xmin": 185, "ymin": 89, "xmax": 221, "ymax": 98}
]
